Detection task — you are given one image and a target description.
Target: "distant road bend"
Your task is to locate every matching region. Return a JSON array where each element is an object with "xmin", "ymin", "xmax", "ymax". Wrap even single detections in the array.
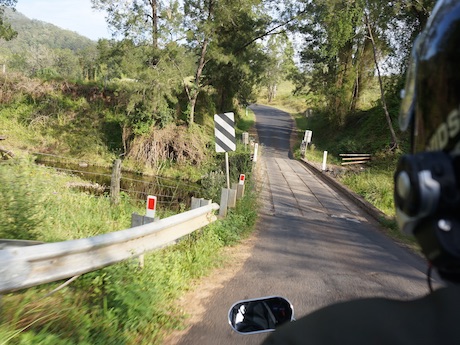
[{"xmin": 173, "ymin": 104, "xmax": 435, "ymax": 345}]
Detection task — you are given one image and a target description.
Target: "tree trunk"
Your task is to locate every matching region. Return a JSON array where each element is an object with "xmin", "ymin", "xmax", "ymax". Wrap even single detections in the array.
[
  {"xmin": 188, "ymin": 33, "xmax": 209, "ymax": 125},
  {"xmin": 186, "ymin": 0, "xmax": 214, "ymax": 125},
  {"xmin": 365, "ymin": 12, "xmax": 398, "ymax": 150},
  {"xmin": 149, "ymin": 0, "xmax": 159, "ymax": 48},
  {"xmin": 351, "ymin": 35, "xmax": 373, "ymax": 111}
]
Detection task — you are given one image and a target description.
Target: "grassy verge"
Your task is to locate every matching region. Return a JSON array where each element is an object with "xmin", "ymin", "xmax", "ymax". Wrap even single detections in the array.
[
  {"xmin": 0, "ymin": 156, "xmax": 258, "ymax": 344},
  {"xmin": 236, "ymin": 106, "xmax": 256, "ymax": 133},
  {"xmin": 0, "ymin": 73, "xmax": 259, "ymax": 344}
]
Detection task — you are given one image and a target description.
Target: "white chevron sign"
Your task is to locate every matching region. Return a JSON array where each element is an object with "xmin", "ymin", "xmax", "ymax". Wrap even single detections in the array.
[{"xmin": 214, "ymin": 112, "xmax": 236, "ymax": 152}]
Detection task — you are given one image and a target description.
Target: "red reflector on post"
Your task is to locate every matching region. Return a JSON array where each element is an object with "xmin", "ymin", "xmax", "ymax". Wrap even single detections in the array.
[
  {"xmin": 239, "ymin": 174, "xmax": 245, "ymax": 185},
  {"xmin": 146, "ymin": 195, "xmax": 157, "ymax": 218}
]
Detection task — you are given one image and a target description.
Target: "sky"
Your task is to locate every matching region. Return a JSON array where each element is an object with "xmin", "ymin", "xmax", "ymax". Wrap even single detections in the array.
[{"xmin": 16, "ymin": 0, "xmax": 111, "ymax": 41}]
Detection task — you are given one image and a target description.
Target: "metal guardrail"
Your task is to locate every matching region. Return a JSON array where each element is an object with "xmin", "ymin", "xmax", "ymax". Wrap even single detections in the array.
[
  {"xmin": 0, "ymin": 203, "xmax": 219, "ymax": 294},
  {"xmin": 339, "ymin": 153, "xmax": 371, "ymax": 165}
]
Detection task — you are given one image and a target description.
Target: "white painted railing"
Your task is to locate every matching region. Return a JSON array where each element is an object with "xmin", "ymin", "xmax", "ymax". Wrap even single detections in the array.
[{"xmin": 0, "ymin": 203, "xmax": 219, "ymax": 294}]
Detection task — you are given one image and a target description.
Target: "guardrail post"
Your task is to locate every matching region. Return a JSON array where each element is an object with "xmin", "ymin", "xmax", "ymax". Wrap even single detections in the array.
[
  {"xmin": 110, "ymin": 159, "xmax": 122, "ymax": 205},
  {"xmin": 232, "ymin": 182, "xmax": 245, "ymax": 200},
  {"xmin": 242, "ymin": 132, "xmax": 249, "ymax": 151},
  {"xmin": 228, "ymin": 188, "xmax": 237, "ymax": 208},
  {"xmin": 191, "ymin": 197, "xmax": 203, "ymax": 210},
  {"xmin": 200, "ymin": 198, "xmax": 212, "ymax": 207},
  {"xmin": 191, "ymin": 197, "xmax": 212, "ymax": 209},
  {"xmin": 219, "ymin": 188, "xmax": 229, "ymax": 217},
  {"xmin": 131, "ymin": 213, "xmax": 155, "ymax": 227}
]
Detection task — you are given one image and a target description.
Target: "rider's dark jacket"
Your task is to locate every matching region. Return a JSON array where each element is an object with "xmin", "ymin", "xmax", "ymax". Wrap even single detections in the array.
[{"xmin": 262, "ymin": 286, "xmax": 460, "ymax": 344}]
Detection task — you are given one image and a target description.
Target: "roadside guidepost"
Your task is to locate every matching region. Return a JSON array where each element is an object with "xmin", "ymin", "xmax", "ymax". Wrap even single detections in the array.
[
  {"xmin": 236, "ymin": 174, "xmax": 245, "ymax": 199},
  {"xmin": 253, "ymin": 143, "xmax": 259, "ymax": 163},
  {"xmin": 146, "ymin": 195, "xmax": 157, "ymax": 219},
  {"xmin": 131, "ymin": 195, "xmax": 157, "ymax": 227},
  {"xmin": 130, "ymin": 195, "xmax": 158, "ymax": 268},
  {"xmin": 322, "ymin": 151, "xmax": 328, "ymax": 171}
]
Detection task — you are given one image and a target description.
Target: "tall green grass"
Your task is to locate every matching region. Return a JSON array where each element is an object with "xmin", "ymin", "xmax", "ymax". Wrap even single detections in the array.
[
  {"xmin": 0, "ymin": 157, "xmax": 258, "ymax": 344},
  {"xmin": 339, "ymin": 168, "xmax": 395, "ymax": 216},
  {"xmin": 0, "ymin": 159, "xmax": 140, "ymax": 242}
]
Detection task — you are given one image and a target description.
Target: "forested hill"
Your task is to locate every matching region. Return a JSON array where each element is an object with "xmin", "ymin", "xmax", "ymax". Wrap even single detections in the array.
[
  {"xmin": 1, "ymin": 7, "xmax": 95, "ymax": 53},
  {"xmin": 0, "ymin": 7, "xmax": 97, "ymax": 80}
]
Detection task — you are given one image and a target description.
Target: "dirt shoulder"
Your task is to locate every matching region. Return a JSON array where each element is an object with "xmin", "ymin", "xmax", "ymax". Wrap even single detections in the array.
[{"xmin": 163, "ymin": 235, "xmax": 258, "ymax": 344}]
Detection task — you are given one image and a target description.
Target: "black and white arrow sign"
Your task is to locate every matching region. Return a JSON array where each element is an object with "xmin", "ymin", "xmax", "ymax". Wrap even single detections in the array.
[{"xmin": 214, "ymin": 112, "xmax": 236, "ymax": 153}]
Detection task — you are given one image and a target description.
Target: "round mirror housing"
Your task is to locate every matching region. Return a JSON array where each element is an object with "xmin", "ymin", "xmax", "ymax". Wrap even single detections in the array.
[{"xmin": 228, "ymin": 296, "xmax": 294, "ymax": 334}]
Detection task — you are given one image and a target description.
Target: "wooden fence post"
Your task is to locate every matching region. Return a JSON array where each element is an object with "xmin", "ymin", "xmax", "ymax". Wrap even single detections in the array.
[{"xmin": 110, "ymin": 159, "xmax": 121, "ymax": 205}]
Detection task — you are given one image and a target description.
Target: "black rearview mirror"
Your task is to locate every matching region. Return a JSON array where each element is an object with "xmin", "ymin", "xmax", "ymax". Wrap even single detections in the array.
[{"xmin": 228, "ymin": 296, "xmax": 294, "ymax": 334}]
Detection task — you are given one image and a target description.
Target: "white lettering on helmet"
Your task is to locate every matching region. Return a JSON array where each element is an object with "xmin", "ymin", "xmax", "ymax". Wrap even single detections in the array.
[{"xmin": 427, "ymin": 107, "xmax": 460, "ymax": 150}]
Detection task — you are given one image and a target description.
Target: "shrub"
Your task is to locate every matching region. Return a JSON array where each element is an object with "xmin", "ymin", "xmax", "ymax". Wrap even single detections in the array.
[
  {"xmin": 201, "ymin": 170, "xmax": 226, "ymax": 202},
  {"xmin": 0, "ymin": 159, "xmax": 46, "ymax": 240}
]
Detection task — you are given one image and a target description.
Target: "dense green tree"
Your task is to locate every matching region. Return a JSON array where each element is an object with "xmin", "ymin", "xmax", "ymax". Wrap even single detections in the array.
[
  {"xmin": 291, "ymin": 0, "xmax": 435, "ymax": 136},
  {"xmin": 91, "ymin": 0, "xmax": 182, "ymax": 47},
  {"xmin": 262, "ymin": 33, "xmax": 296, "ymax": 103},
  {"xmin": 202, "ymin": 17, "xmax": 271, "ymax": 113},
  {"xmin": 78, "ymin": 45, "xmax": 99, "ymax": 81},
  {"xmin": 0, "ymin": 0, "xmax": 17, "ymax": 41},
  {"xmin": 54, "ymin": 49, "xmax": 82, "ymax": 80},
  {"xmin": 96, "ymin": 39, "xmax": 193, "ymax": 154},
  {"xmin": 183, "ymin": 0, "xmax": 271, "ymax": 123},
  {"xmin": 294, "ymin": 0, "xmax": 368, "ymax": 125}
]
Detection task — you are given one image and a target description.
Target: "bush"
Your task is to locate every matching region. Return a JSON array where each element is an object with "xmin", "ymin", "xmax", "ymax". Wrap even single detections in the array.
[
  {"xmin": 201, "ymin": 170, "xmax": 226, "ymax": 202},
  {"xmin": 213, "ymin": 186, "xmax": 258, "ymax": 245},
  {"xmin": 0, "ymin": 160, "xmax": 46, "ymax": 240},
  {"xmin": 0, "ymin": 159, "xmax": 259, "ymax": 344}
]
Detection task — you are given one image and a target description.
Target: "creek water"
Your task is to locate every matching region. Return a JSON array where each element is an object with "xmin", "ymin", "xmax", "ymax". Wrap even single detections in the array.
[{"xmin": 35, "ymin": 156, "xmax": 201, "ymax": 210}]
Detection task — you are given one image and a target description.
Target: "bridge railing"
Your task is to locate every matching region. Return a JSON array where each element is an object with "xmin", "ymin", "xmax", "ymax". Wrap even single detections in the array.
[{"xmin": 0, "ymin": 203, "xmax": 219, "ymax": 294}]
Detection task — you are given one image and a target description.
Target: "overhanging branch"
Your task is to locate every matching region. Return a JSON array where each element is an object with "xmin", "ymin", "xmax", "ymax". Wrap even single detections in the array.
[{"xmin": 234, "ymin": 10, "xmax": 306, "ymax": 55}]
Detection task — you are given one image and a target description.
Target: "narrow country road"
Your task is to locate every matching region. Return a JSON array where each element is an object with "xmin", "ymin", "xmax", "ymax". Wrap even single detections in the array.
[{"xmin": 172, "ymin": 104, "xmax": 435, "ymax": 344}]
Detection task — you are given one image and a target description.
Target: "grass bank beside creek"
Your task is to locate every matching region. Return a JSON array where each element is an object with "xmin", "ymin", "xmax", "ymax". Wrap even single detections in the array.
[{"xmin": 0, "ymin": 156, "xmax": 258, "ymax": 344}]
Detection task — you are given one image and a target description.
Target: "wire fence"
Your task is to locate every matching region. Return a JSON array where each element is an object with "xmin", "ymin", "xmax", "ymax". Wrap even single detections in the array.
[
  {"xmin": 31, "ymin": 151, "xmax": 201, "ymax": 190},
  {"xmin": 2, "ymin": 151, "xmax": 204, "ymax": 209}
]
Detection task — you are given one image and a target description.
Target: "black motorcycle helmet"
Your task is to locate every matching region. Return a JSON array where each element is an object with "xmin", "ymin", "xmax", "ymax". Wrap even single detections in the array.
[{"xmin": 395, "ymin": 0, "xmax": 460, "ymax": 283}]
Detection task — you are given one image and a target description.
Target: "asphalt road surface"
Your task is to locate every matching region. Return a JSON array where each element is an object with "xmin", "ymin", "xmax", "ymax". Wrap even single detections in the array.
[{"xmin": 175, "ymin": 104, "xmax": 434, "ymax": 344}]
